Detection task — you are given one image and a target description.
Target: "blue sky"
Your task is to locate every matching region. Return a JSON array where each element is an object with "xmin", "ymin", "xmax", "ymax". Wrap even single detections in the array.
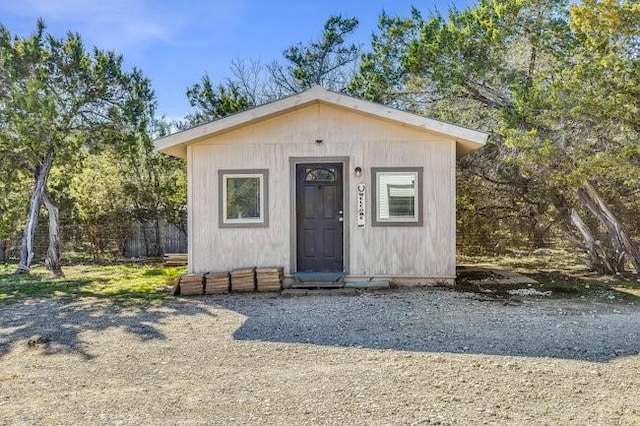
[{"xmin": 0, "ymin": 0, "xmax": 475, "ymax": 119}]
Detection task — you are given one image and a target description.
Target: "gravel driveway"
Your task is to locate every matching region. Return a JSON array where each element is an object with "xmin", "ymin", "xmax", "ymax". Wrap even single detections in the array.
[{"xmin": 1, "ymin": 288, "xmax": 639, "ymax": 425}]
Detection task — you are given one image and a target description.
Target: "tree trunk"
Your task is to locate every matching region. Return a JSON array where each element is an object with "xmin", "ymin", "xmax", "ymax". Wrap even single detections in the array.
[
  {"xmin": 0, "ymin": 240, "xmax": 5, "ymax": 263},
  {"xmin": 550, "ymin": 194, "xmax": 607, "ymax": 272},
  {"xmin": 569, "ymin": 208, "xmax": 613, "ymax": 274},
  {"xmin": 42, "ymin": 192, "xmax": 64, "ymax": 277},
  {"xmin": 578, "ymin": 182, "xmax": 640, "ymax": 274},
  {"xmin": 16, "ymin": 148, "xmax": 55, "ymax": 274}
]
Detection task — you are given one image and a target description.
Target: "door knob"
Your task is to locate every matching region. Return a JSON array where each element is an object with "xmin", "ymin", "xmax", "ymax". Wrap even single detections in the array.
[
  {"xmin": 338, "ymin": 210, "xmax": 343, "ymax": 214},
  {"xmin": 338, "ymin": 217, "xmax": 344, "ymax": 222}
]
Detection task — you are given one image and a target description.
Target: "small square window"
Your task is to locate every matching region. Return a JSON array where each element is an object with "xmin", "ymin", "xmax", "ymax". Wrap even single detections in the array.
[
  {"xmin": 371, "ymin": 167, "xmax": 423, "ymax": 226},
  {"xmin": 219, "ymin": 169, "xmax": 269, "ymax": 227}
]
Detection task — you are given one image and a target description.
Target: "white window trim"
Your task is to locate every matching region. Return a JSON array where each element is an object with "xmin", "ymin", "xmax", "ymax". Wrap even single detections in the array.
[
  {"xmin": 371, "ymin": 167, "xmax": 424, "ymax": 227},
  {"xmin": 218, "ymin": 169, "xmax": 269, "ymax": 228}
]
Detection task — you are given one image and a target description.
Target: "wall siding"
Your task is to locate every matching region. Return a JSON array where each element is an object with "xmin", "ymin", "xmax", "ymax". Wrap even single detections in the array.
[{"xmin": 188, "ymin": 103, "xmax": 455, "ymax": 278}]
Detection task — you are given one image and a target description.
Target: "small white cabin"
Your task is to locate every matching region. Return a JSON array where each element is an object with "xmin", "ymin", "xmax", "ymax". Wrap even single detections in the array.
[{"xmin": 155, "ymin": 86, "xmax": 487, "ymax": 286}]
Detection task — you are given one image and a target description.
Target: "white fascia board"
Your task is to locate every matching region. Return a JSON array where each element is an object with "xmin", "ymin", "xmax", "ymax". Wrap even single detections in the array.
[
  {"xmin": 317, "ymin": 89, "xmax": 488, "ymax": 147},
  {"xmin": 154, "ymin": 86, "xmax": 488, "ymax": 157},
  {"xmin": 154, "ymin": 88, "xmax": 322, "ymax": 155}
]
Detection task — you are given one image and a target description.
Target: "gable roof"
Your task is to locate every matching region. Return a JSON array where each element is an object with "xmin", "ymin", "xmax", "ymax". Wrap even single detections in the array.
[{"xmin": 154, "ymin": 86, "xmax": 488, "ymax": 159}]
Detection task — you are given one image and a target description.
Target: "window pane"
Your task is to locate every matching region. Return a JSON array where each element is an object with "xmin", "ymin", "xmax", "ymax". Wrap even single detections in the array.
[
  {"xmin": 304, "ymin": 167, "xmax": 336, "ymax": 182},
  {"xmin": 226, "ymin": 177, "xmax": 260, "ymax": 219},
  {"xmin": 378, "ymin": 173, "xmax": 416, "ymax": 220}
]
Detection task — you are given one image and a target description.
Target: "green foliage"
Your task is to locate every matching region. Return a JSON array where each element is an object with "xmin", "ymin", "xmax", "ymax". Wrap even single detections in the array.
[
  {"xmin": 1, "ymin": 7, "xmax": 636, "ymax": 271},
  {"xmin": 348, "ymin": 10, "xmax": 422, "ymax": 105},
  {"xmin": 185, "ymin": 76, "xmax": 253, "ymax": 126},
  {"xmin": 0, "ymin": 21, "xmax": 163, "ymax": 269},
  {"xmin": 68, "ymin": 113, "xmax": 187, "ymax": 258},
  {"xmin": 157, "ymin": 154, "xmax": 187, "ymax": 232},
  {"xmin": 269, "ymin": 15, "xmax": 360, "ymax": 93},
  {"xmin": 0, "ymin": 164, "xmax": 30, "ymax": 242},
  {"xmin": 69, "ymin": 152, "xmax": 131, "ymax": 258},
  {"xmin": 351, "ymin": 0, "xmax": 640, "ymax": 261},
  {"xmin": 0, "ymin": 262, "xmax": 184, "ymax": 302},
  {"xmin": 185, "ymin": 15, "xmax": 361, "ymax": 124},
  {"xmin": 120, "ymin": 142, "xmax": 187, "ymax": 247},
  {"xmin": 0, "ymin": 20, "xmax": 135, "ymax": 167},
  {"xmin": 0, "ymin": 21, "xmax": 187, "ymax": 264}
]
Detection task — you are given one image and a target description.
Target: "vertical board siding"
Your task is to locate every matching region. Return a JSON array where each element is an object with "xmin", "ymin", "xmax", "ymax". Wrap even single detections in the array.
[{"xmin": 189, "ymin": 103, "xmax": 455, "ymax": 277}]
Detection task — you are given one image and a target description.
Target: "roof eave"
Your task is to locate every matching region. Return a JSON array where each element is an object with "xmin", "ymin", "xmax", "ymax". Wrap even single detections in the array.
[
  {"xmin": 154, "ymin": 86, "xmax": 489, "ymax": 158},
  {"xmin": 154, "ymin": 89, "xmax": 324, "ymax": 156}
]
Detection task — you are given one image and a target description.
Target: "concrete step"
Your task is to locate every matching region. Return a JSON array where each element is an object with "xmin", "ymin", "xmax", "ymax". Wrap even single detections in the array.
[
  {"xmin": 344, "ymin": 280, "xmax": 391, "ymax": 289},
  {"xmin": 287, "ymin": 281, "xmax": 344, "ymax": 289}
]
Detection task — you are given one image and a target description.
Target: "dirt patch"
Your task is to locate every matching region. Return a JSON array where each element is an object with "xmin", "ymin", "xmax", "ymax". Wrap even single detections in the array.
[
  {"xmin": 1, "ymin": 291, "xmax": 639, "ymax": 425},
  {"xmin": 457, "ymin": 266, "xmax": 538, "ymax": 284},
  {"xmin": 457, "ymin": 269, "xmax": 505, "ymax": 281}
]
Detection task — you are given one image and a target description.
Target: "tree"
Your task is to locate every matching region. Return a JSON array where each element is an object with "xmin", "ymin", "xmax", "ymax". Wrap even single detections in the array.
[
  {"xmin": 89, "ymin": 68, "xmax": 189, "ymax": 258},
  {"xmin": 348, "ymin": 10, "xmax": 424, "ymax": 107},
  {"xmin": 268, "ymin": 15, "xmax": 360, "ymax": 94},
  {"xmin": 0, "ymin": 160, "xmax": 30, "ymax": 261},
  {"xmin": 0, "ymin": 21, "xmax": 144, "ymax": 275},
  {"xmin": 185, "ymin": 75, "xmax": 253, "ymax": 126},
  {"xmin": 184, "ymin": 15, "xmax": 362, "ymax": 127},
  {"xmin": 69, "ymin": 152, "xmax": 132, "ymax": 259},
  {"xmin": 352, "ymin": 0, "xmax": 570, "ymax": 246},
  {"xmin": 69, "ymin": 116, "xmax": 187, "ymax": 260},
  {"xmin": 118, "ymin": 118, "xmax": 187, "ymax": 257},
  {"xmin": 351, "ymin": 0, "xmax": 640, "ymax": 273},
  {"xmin": 228, "ymin": 58, "xmax": 281, "ymax": 105},
  {"xmin": 557, "ymin": 0, "xmax": 640, "ymax": 272}
]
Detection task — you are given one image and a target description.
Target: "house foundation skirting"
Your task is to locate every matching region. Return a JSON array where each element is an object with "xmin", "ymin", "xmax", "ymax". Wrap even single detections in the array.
[{"xmin": 283, "ymin": 275, "xmax": 455, "ymax": 288}]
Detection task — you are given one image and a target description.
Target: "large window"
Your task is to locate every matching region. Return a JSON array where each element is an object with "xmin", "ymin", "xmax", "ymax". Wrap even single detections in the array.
[
  {"xmin": 371, "ymin": 167, "xmax": 423, "ymax": 226},
  {"xmin": 218, "ymin": 169, "xmax": 268, "ymax": 227}
]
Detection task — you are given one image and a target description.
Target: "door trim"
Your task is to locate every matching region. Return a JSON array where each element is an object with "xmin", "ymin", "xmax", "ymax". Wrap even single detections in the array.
[{"xmin": 289, "ymin": 157, "xmax": 350, "ymax": 274}]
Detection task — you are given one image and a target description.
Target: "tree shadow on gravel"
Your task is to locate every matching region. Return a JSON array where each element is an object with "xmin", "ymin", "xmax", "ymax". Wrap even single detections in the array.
[
  {"xmin": 214, "ymin": 290, "xmax": 640, "ymax": 363},
  {"xmin": 0, "ymin": 298, "xmax": 215, "ymax": 360}
]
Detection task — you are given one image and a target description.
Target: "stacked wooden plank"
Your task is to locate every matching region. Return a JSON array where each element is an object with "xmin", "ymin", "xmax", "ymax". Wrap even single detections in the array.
[
  {"xmin": 256, "ymin": 267, "xmax": 284, "ymax": 292},
  {"xmin": 230, "ymin": 268, "xmax": 256, "ymax": 292},
  {"xmin": 176, "ymin": 273, "xmax": 204, "ymax": 295},
  {"xmin": 164, "ymin": 253, "xmax": 188, "ymax": 266},
  {"xmin": 172, "ymin": 266, "xmax": 285, "ymax": 296},
  {"xmin": 205, "ymin": 272, "xmax": 230, "ymax": 294}
]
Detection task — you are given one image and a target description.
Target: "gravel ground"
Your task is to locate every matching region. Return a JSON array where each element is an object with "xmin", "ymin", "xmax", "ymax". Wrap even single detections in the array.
[{"xmin": 1, "ymin": 288, "xmax": 639, "ymax": 425}]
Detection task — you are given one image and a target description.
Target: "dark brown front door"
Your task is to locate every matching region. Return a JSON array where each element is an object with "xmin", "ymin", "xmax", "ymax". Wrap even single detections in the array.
[{"xmin": 296, "ymin": 163, "xmax": 344, "ymax": 272}]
